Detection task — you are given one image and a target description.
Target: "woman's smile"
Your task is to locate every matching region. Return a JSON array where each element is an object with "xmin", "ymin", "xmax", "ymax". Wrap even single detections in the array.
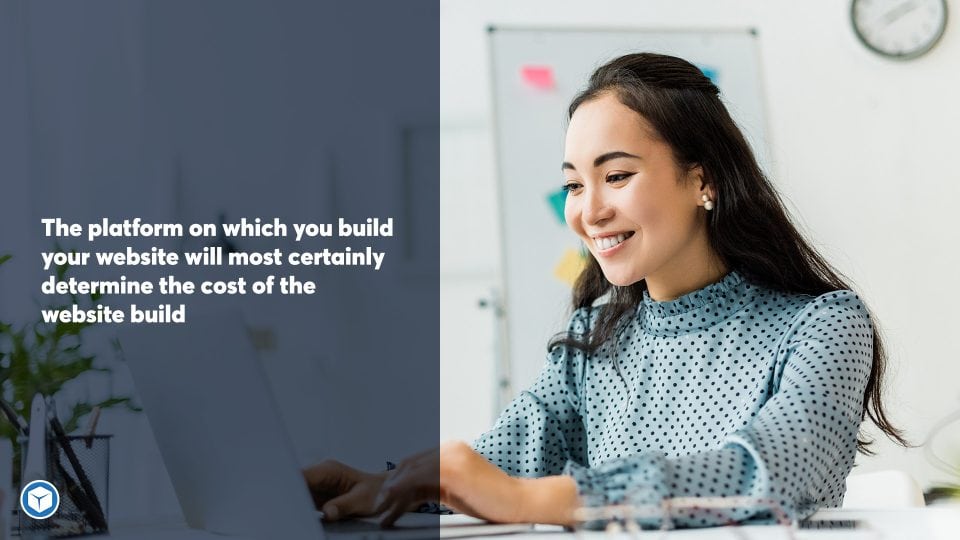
[{"xmin": 593, "ymin": 231, "xmax": 635, "ymax": 256}]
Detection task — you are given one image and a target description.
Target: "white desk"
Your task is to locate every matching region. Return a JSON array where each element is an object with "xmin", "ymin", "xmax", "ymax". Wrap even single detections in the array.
[
  {"xmin": 525, "ymin": 507, "xmax": 960, "ymax": 539},
  {"xmin": 101, "ymin": 506, "xmax": 960, "ymax": 540}
]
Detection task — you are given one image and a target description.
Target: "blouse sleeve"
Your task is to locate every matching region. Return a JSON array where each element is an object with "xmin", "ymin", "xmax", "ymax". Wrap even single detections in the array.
[
  {"xmin": 564, "ymin": 290, "xmax": 874, "ymax": 527},
  {"xmin": 471, "ymin": 308, "xmax": 591, "ymax": 477}
]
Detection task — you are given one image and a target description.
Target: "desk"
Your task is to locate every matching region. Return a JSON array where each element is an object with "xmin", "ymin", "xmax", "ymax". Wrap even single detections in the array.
[
  {"xmin": 101, "ymin": 507, "xmax": 960, "ymax": 540},
  {"xmin": 525, "ymin": 508, "xmax": 960, "ymax": 539}
]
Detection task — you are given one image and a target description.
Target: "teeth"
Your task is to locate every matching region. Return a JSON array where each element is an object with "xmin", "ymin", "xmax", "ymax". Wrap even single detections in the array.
[{"xmin": 595, "ymin": 233, "xmax": 628, "ymax": 250}]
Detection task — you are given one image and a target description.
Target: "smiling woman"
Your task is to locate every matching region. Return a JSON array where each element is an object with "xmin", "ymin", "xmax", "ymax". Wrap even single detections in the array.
[
  {"xmin": 303, "ymin": 52, "xmax": 909, "ymax": 530},
  {"xmin": 560, "ymin": 98, "xmax": 724, "ymax": 295}
]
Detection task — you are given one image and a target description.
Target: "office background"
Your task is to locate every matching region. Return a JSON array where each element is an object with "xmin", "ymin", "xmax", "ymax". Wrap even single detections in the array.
[
  {"xmin": 0, "ymin": 0, "xmax": 957, "ymax": 529},
  {"xmin": 440, "ymin": 0, "xmax": 960, "ymax": 494}
]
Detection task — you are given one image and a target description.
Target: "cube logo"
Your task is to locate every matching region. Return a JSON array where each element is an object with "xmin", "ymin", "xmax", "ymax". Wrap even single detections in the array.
[{"xmin": 20, "ymin": 480, "xmax": 60, "ymax": 520}]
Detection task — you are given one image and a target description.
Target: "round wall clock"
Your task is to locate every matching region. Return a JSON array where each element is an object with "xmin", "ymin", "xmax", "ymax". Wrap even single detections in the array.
[{"xmin": 851, "ymin": 0, "xmax": 948, "ymax": 60}]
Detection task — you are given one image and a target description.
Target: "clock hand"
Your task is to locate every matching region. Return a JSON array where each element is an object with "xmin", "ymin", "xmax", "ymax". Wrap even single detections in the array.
[{"xmin": 881, "ymin": 0, "xmax": 920, "ymax": 27}]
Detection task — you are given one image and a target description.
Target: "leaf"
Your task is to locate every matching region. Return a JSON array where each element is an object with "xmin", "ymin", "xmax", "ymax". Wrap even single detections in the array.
[
  {"xmin": 54, "ymin": 320, "xmax": 93, "ymax": 340},
  {"xmin": 0, "ymin": 254, "xmax": 11, "ymax": 265},
  {"xmin": 98, "ymin": 396, "xmax": 141, "ymax": 411},
  {"xmin": 63, "ymin": 402, "xmax": 93, "ymax": 434},
  {"xmin": 33, "ymin": 327, "xmax": 46, "ymax": 347},
  {"xmin": 62, "ymin": 397, "xmax": 141, "ymax": 434}
]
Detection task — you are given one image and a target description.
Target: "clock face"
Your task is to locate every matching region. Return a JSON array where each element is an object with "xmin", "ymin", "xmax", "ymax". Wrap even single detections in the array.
[{"xmin": 851, "ymin": 0, "xmax": 948, "ymax": 59}]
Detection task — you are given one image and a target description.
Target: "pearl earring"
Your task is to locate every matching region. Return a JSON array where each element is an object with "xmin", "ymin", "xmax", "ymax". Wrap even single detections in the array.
[{"xmin": 702, "ymin": 194, "xmax": 714, "ymax": 211}]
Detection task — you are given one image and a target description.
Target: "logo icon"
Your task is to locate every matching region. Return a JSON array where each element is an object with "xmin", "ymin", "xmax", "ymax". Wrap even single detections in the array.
[{"xmin": 20, "ymin": 480, "xmax": 60, "ymax": 520}]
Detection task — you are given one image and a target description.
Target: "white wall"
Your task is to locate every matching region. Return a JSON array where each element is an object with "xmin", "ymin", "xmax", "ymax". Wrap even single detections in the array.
[{"xmin": 439, "ymin": 0, "xmax": 960, "ymax": 490}]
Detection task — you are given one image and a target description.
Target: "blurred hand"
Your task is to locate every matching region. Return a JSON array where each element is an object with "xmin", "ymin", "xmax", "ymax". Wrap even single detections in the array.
[
  {"xmin": 305, "ymin": 441, "xmax": 539, "ymax": 527},
  {"xmin": 372, "ymin": 440, "xmax": 529, "ymax": 526},
  {"xmin": 303, "ymin": 459, "xmax": 388, "ymax": 521},
  {"xmin": 374, "ymin": 446, "xmax": 441, "ymax": 525}
]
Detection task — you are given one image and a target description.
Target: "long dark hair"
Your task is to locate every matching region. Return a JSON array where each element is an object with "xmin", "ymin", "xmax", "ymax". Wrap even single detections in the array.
[{"xmin": 549, "ymin": 52, "xmax": 906, "ymax": 454}]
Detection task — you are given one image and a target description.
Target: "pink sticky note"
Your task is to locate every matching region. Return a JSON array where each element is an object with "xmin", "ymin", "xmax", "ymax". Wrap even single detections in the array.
[{"xmin": 520, "ymin": 65, "xmax": 555, "ymax": 90}]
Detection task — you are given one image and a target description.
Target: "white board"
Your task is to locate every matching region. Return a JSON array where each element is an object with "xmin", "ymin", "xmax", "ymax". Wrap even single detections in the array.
[{"xmin": 488, "ymin": 27, "xmax": 770, "ymax": 396}]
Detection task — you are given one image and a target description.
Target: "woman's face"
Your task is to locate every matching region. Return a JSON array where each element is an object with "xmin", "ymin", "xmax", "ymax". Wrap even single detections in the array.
[{"xmin": 563, "ymin": 92, "xmax": 712, "ymax": 288}]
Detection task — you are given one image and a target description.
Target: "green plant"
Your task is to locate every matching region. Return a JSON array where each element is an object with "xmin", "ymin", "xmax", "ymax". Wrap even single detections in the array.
[{"xmin": 0, "ymin": 252, "xmax": 140, "ymax": 482}]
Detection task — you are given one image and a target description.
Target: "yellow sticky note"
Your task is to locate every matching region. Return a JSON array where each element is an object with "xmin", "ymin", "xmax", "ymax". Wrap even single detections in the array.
[{"xmin": 553, "ymin": 248, "xmax": 586, "ymax": 287}]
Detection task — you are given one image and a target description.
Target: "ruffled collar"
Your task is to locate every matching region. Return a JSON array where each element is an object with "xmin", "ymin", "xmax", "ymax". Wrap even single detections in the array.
[{"xmin": 638, "ymin": 271, "xmax": 758, "ymax": 335}]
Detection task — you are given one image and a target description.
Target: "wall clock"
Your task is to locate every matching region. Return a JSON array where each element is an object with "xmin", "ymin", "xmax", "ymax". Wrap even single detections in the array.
[{"xmin": 851, "ymin": 0, "xmax": 948, "ymax": 59}]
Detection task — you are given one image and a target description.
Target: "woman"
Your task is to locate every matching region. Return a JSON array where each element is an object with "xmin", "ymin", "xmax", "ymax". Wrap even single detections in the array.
[{"xmin": 305, "ymin": 52, "xmax": 907, "ymax": 528}]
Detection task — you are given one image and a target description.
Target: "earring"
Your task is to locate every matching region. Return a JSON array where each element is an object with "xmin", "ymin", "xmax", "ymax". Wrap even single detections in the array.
[{"xmin": 702, "ymin": 194, "xmax": 714, "ymax": 211}]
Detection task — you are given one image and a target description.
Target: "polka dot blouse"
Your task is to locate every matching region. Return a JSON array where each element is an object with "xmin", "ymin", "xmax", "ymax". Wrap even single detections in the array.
[{"xmin": 472, "ymin": 271, "xmax": 872, "ymax": 527}]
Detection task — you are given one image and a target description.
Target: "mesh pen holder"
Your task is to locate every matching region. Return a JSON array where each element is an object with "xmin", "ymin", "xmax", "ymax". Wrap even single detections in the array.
[{"xmin": 18, "ymin": 435, "xmax": 110, "ymax": 538}]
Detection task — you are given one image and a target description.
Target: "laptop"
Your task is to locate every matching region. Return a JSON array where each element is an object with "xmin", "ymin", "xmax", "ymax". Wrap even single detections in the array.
[{"xmin": 118, "ymin": 310, "xmax": 533, "ymax": 539}]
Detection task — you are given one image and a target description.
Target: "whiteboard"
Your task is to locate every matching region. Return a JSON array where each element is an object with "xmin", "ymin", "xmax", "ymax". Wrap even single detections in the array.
[{"xmin": 488, "ymin": 27, "xmax": 770, "ymax": 396}]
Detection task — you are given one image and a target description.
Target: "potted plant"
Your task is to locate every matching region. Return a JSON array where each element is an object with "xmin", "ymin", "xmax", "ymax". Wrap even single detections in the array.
[{"xmin": 0, "ymin": 252, "xmax": 140, "ymax": 489}]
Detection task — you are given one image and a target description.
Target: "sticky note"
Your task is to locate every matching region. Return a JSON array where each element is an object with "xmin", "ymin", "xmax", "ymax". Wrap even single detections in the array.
[
  {"xmin": 520, "ymin": 65, "xmax": 555, "ymax": 90},
  {"xmin": 698, "ymin": 65, "xmax": 719, "ymax": 85},
  {"xmin": 553, "ymin": 248, "xmax": 586, "ymax": 287},
  {"xmin": 546, "ymin": 188, "xmax": 567, "ymax": 225}
]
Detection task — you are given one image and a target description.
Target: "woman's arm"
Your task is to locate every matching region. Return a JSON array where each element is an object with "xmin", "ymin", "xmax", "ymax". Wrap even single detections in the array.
[
  {"xmin": 377, "ymin": 305, "xmax": 596, "ymax": 525},
  {"xmin": 471, "ymin": 307, "xmax": 591, "ymax": 476},
  {"xmin": 305, "ymin": 440, "xmax": 582, "ymax": 527},
  {"xmin": 305, "ymin": 308, "xmax": 593, "ymax": 526},
  {"xmin": 439, "ymin": 441, "xmax": 580, "ymax": 526}
]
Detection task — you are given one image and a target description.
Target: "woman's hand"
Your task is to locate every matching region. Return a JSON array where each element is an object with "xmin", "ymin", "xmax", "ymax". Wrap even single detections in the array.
[
  {"xmin": 301, "ymin": 450, "xmax": 446, "ymax": 526},
  {"xmin": 438, "ymin": 441, "xmax": 579, "ymax": 527},
  {"xmin": 303, "ymin": 442, "xmax": 524, "ymax": 526},
  {"xmin": 375, "ymin": 440, "xmax": 526, "ymax": 525},
  {"xmin": 303, "ymin": 459, "xmax": 388, "ymax": 521},
  {"xmin": 437, "ymin": 440, "xmax": 526, "ymax": 521},
  {"xmin": 305, "ymin": 441, "xmax": 580, "ymax": 527},
  {"xmin": 373, "ymin": 446, "xmax": 441, "ymax": 525}
]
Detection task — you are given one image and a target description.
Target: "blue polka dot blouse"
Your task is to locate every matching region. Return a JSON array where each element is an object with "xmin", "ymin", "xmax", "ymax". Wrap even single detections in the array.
[{"xmin": 472, "ymin": 271, "xmax": 872, "ymax": 526}]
